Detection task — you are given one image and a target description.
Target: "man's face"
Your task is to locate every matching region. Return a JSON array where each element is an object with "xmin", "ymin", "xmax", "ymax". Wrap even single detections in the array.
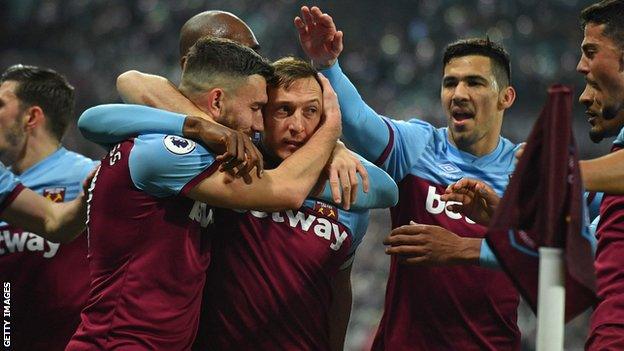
[
  {"xmin": 263, "ymin": 76, "xmax": 322, "ymax": 160},
  {"xmin": 579, "ymin": 81, "xmax": 624, "ymax": 143},
  {"xmin": 577, "ymin": 23, "xmax": 624, "ymax": 119},
  {"xmin": 0, "ymin": 81, "xmax": 26, "ymax": 165},
  {"xmin": 441, "ymin": 55, "xmax": 504, "ymax": 150},
  {"xmin": 220, "ymin": 74, "xmax": 267, "ymax": 136}
]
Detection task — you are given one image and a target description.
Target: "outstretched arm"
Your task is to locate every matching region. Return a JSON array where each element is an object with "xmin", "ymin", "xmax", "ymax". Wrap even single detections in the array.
[
  {"xmin": 580, "ymin": 154, "xmax": 624, "ymax": 193},
  {"xmin": 517, "ymin": 141, "xmax": 624, "ymax": 194},
  {"xmin": 79, "ymin": 104, "xmax": 264, "ymax": 179},
  {"xmin": 117, "ymin": 70, "xmax": 209, "ymax": 118},
  {"xmin": 295, "ymin": 6, "xmax": 391, "ymax": 163}
]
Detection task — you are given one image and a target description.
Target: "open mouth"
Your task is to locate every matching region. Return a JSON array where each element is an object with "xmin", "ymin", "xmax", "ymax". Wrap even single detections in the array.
[
  {"xmin": 585, "ymin": 110, "xmax": 599, "ymax": 125},
  {"xmin": 451, "ymin": 108, "xmax": 475, "ymax": 123}
]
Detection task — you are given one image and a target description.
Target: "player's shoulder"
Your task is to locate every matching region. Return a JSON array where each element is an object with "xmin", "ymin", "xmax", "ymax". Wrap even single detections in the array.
[
  {"xmin": 58, "ymin": 148, "xmax": 98, "ymax": 173},
  {"xmin": 130, "ymin": 133, "xmax": 217, "ymax": 175},
  {"xmin": 0, "ymin": 164, "xmax": 20, "ymax": 189},
  {"xmin": 391, "ymin": 117, "xmax": 437, "ymax": 134},
  {"xmin": 24, "ymin": 148, "xmax": 96, "ymax": 184},
  {"xmin": 492, "ymin": 136, "xmax": 519, "ymax": 169},
  {"xmin": 132, "ymin": 133, "xmax": 214, "ymax": 159},
  {"xmin": 129, "ymin": 134, "xmax": 218, "ymax": 198}
]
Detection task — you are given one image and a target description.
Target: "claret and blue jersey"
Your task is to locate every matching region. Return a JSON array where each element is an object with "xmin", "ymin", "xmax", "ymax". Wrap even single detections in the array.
[
  {"xmin": 196, "ymin": 198, "xmax": 369, "ymax": 351},
  {"xmin": 0, "ymin": 163, "xmax": 23, "ymax": 213},
  {"xmin": 323, "ymin": 61, "xmax": 523, "ymax": 350},
  {"xmin": 68, "ymin": 133, "xmax": 219, "ymax": 351},
  {"xmin": 76, "ymin": 103, "xmax": 396, "ymax": 350},
  {"xmin": 589, "ymin": 129, "xmax": 624, "ymax": 339},
  {"xmin": 0, "ymin": 149, "xmax": 96, "ymax": 351}
]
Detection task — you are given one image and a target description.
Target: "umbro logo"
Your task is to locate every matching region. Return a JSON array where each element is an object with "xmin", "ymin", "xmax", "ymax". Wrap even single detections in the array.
[{"xmin": 438, "ymin": 163, "xmax": 461, "ymax": 174}]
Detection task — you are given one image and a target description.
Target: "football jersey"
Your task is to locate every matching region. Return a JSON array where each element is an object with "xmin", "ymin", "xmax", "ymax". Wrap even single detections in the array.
[
  {"xmin": 0, "ymin": 163, "xmax": 24, "ymax": 214},
  {"xmin": 324, "ymin": 62, "xmax": 522, "ymax": 350},
  {"xmin": 67, "ymin": 134, "xmax": 218, "ymax": 351},
  {"xmin": 0, "ymin": 148, "xmax": 95, "ymax": 351},
  {"xmin": 194, "ymin": 199, "xmax": 368, "ymax": 351},
  {"xmin": 590, "ymin": 140, "xmax": 624, "ymax": 338}
]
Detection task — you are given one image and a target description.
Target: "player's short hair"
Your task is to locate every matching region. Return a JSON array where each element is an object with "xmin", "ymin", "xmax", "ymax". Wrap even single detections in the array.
[
  {"xmin": 180, "ymin": 37, "xmax": 273, "ymax": 95},
  {"xmin": 443, "ymin": 38, "xmax": 511, "ymax": 89},
  {"xmin": 270, "ymin": 57, "xmax": 320, "ymax": 90},
  {"xmin": 0, "ymin": 65, "xmax": 75, "ymax": 141},
  {"xmin": 581, "ymin": 0, "xmax": 624, "ymax": 49}
]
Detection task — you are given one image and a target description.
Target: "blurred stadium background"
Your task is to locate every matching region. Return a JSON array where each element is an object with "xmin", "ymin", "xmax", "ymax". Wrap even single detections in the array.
[{"xmin": 1, "ymin": 0, "xmax": 602, "ymax": 350}]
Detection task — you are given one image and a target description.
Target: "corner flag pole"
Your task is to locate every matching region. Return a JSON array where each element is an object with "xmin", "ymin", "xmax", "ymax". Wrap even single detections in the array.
[{"xmin": 536, "ymin": 247, "xmax": 565, "ymax": 351}]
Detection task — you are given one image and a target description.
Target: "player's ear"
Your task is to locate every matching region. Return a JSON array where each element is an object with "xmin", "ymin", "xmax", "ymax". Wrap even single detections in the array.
[
  {"xmin": 22, "ymin": 105, "xmax": 45, "ymax": 132},
  {"xmin": 498, "ymin": 86, "xmax": 516, "ymax": 110},
  {"xmin": 203, "ymin": 88, "xmax": 225, "ymax": 118}
]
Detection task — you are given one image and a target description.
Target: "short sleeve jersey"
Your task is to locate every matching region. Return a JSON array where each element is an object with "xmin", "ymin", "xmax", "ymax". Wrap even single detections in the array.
[
  {"xmin": 0, "ymin": 148, "xmax": 95, "ymax": 351},
  {"xmin": 194, "ymin": 199, "xmax": 369, "ymax": 351},
  {"xmin": 0, "ymin": 163, "xmax": 24, "ymax": 214},
  {"xmin": 67, "ymin": 134, "xmax": 219, "ymax": 351},
  {"xmin": 373, "ymin": 118, "xmax": 521, "ymax": 351}
]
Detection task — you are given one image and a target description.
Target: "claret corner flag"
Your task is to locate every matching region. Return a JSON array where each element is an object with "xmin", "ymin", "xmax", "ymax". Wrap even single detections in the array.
[{"xmin": 485, "ymin": 84, "xmax": 596, "ymax": 322}]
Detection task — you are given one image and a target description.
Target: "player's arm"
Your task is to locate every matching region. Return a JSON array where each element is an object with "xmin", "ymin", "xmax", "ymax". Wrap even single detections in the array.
[
  {"xmin": 515, "ymin": 140, "xmax": 624, "ymax": 194},
  {"xmin": 316, "ymin": 149, "xmax": 398, "ymax": 210},
  {"xmin": 295, "ymin": 6, "xmax": 389, "ymax": 162},
  {"xmin": 117, "ymin": 70, "xmax": 210, "ymax": 118},
  {"xmin": 2, "ymin": 188, "xmax": 87, "ymax": 243},
  {"xmin": 79, "ymin": 104, "xmax": 263, "ymax": 178},
  {"xmin": 383, "ymin": 221, "xmax": 482, "ymax": 266},
  {"xmin": 328, "ymin": 264, "xmax": 353, "ymax": 351},
  {"xmin": 0, "ymin": 167, "xmax": 94, "ymax": 243},
  {"xmin": 186, "ymin": 75, "xmax": 342, "ymax": 211},
  {"xmin": 580, "ymin": 154, "xmax": 624, "ymax": 193},
  {"xmin": 295, "ymin": 6, "xmax": 433, "ymax": 181}
]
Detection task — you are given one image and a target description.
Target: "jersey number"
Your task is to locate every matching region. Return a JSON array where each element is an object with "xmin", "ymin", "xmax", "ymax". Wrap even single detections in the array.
[{"xmin": 109, "ymin": 144, "xmax": 122, "ymax": 166}]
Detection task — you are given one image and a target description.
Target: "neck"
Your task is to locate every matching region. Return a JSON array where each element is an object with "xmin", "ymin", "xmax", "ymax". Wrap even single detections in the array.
[
  {"xmin": 11, "ymin": 131, "xmax": 60, "ymax": 175},
  {"xmin": 447, "ymin": 130, "xmax": 500, "ymax": 157}
]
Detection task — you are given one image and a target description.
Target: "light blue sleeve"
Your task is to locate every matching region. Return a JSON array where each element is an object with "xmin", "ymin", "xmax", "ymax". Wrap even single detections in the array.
[
  {"xmin": 586, "ymin": 192, "xmax": 603, "ymax": 220},
  {"xmin": 0, "ymin": 164, "xmax": 22, "ymax": 206},
  {"xmin": 339, "ymin": 209, "xmax": 370, "ymax": 269},
  {"xmin": 479, "ymin": 240, "xmax": 500, "ymax": 269},
  {"xmin": 322, "ymin": 62, "xmax": 435, "ymax": 181},
  {"xmin": 128, "ymin": 134, "xmax": 218, "ymax": 198},
  {"xmin": 380, "ymin": 119, "xmax": 436, "ymax": 181},
  {"xmin": 78, "ymin": 104, "xmax": 185, "ymax": 147},
  {"xmin": 317, "ymin": 154, "xmax": 398, "ymax": 210},
  {"xmin": 615, "ymin": 126, "xmax": 624, "ymax": 146},
  {"xmin": 322, "ymin": 62, "xmax": 390, "ymax": 162},
  {"xmin": 587, "ymin": 216, "xmax": 599, "ymax": 254}
]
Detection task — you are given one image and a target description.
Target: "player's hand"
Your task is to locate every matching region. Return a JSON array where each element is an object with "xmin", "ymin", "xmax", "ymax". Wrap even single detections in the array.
[
  {"xmin": 384, "ymin": 221, "xmax": 481, "ymax": 266},
  {"xmin": 440, "ymin": 178, "xmax": 500, "ymax": 226},
  {"xmin": 318, "ymin": 73, "xmax": 342, "ymax": 137},
  {"xmin": 183, "ymin": 116, "xmax": 263, "ymax": 183},
  {"xmin": 294, "ymin": 6, "xmax": 343, "ymax": 69},
  {"xmin": 326, "ymin": 142, "xmax": 370, "ymax": 210}
]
